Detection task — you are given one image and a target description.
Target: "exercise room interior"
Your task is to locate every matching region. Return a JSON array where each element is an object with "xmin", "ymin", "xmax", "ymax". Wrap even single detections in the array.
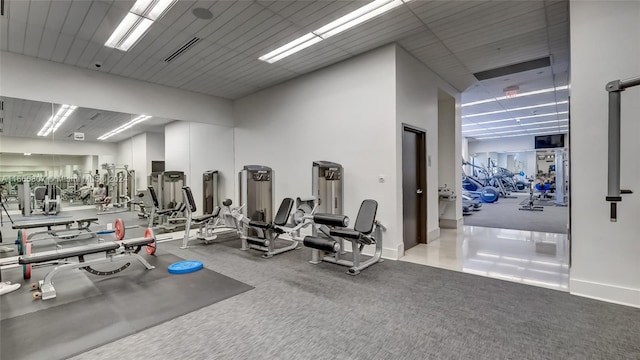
[{"xmin": 0, "ymin": 1, "xmax": 639, "ymax": 359}]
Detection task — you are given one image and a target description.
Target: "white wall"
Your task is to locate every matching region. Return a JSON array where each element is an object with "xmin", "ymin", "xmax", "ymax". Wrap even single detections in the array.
[
  {"xmin": 468, "ymin": 136, "xmax": 535, "ymax": 154},
  {"xmin": 0, "ymin": 51, "xmax": 234, "ymax": 127},
  {"xmin": 116, "ymin": 133, "xmax": 148, "ymax": 189},
  {"xmin": 394, "ymin": 46, "xmax": 462, "ymax": 235},
  {"xmin": 146, "ymin": 132, "xmax": 165, "ymax": 178},
  {"xmin": 569, "ymin": 1, "xmax": 640, "ymax": 307},
  {"xmin": 234, "ymin": 45, "xmax": 400, "ymax": 258},
  {"xmin": 164, "ymin": 121, "xmax": 234, "ymax": 215}
]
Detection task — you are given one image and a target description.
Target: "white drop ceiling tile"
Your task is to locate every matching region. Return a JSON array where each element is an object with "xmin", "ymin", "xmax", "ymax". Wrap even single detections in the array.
[
  {"xmin": 226, "ymin": 16, "xmax": 291, "ymax": 54},
  {"xmin": 397, "ymin": 30, "xmax": 442, "ymax": 51},
  {"xmin": 89, "ymin": 46, "xmax": 116, "ymax": 68},
  {"xmin": 195, "ymin": 1, "xmax": 254, "ymax": 39},
  {"xmin": 205, "ymin": 4, "xmax": 267, "ymax": 45},
  {"xmin": 60, "ymin": 0, "xmax": 92, "ymax": 36},
  {"xmin": 75, "ymin": 41, "xmax": 103, "ymax": 68},
  {"xmin": 86, "ymin": 3, "xmax": 127, "ymax": 45},
  {"xmin": 286, "ymin": 1, "xmax": 362, "ymax": 30},
  {"xmin": 436, "ymin": 11, "xmax": 547, "ymax": 53},
  {"xmin": 215, "ymin": 9, "xmax": 279, "ymax": 48},
  {"xmin": 266, "ymin": 0, "xmax": 314, "ymax": 17},
  {"xmin": 327, "ymin": 8, "xmax": 419, "ymax": 49},
  {"xmin": 50, "ymin": 32, "xmax": 74, "ymax": 63},
  {"xmin": 22, "ymin": 23, "xmax": 44, "ymax": 57},
  {"xmin": 0, "ymin": 13, "xmax": 9, "ymax": 51},
  {"xmin": 154, "ymin": 0, "xmax": 197, "ymax": 27},
  {"xmin": 181, "ymin": 1, "xmax": 233, "ymax": 36},
  {"xmin": 107, "ymin": 50, "xmax": 141, "ymax": 75},
  {"xmin": 285, "ymin": 51, "xmax": 352, "ymax": 75},
  {"xmin": 146, "ymin": 30, "xmax": 193, "ymax": 62},
  {"xmin": 132, "ymin": 23, "xmax": 179, "ymax": 60},
  {"xmin": 429, "ymin": 1, "xmax": 543, "ymax": 33},
  {"xmin": 545, "ymin": 1, "xmax": 568, "ymax": 26},
  {"xmin": 42, "ymin": 0, "xmax": 72, "ymax": 32},
  {"xmin": 8, "ymin": 17, "xmax": 27, "ymax": 53},
  {"xmin": 26, "ymin": 1, "xmax": 50, "ymax": 26},
  {"xmin": 410, "ymin": 1, "xmax": 484, "ymax": 24},
  {"xmin": 75, "ymin": 1, "xmax": 111, "ymax": 40},
  {"xmin": 36, "ymin": 28, "xmax": 58, "ymax": 60},
  {"xmin": 63, "ymin": 37, "xmax": 89, "ymax": 65}
]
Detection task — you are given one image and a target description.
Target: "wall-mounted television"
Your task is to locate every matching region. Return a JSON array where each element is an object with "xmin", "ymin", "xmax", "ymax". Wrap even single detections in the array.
[{"xmin": 535, "ymin": 134, "xmax": 565, "ymax": 149}]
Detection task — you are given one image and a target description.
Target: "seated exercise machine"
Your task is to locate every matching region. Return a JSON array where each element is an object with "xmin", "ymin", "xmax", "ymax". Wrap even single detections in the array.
[
  {"xmin": 238, "ymin": 198, "xmax": 296, "ymax": 257},
  {"xmin": 303, "ymin": 199, "xmax": 385, "ymax": 275},
  {"xmin": 520, "ymin": 179, "xmax": 544, "ymax": 211},
  {"xmin": 181, "ymin": 186, "xmax": 222, "ymax": 248},
  {"xmin": 33, "ymin": 185, "xmax": 62, "ymax": 215},
  {"xmin": 18, "ymin": 228, "xmax": 157, "ymax": 300},
  {"xmin": 147, "ymin": 186, "xmax": 187, "ymax": 231}
]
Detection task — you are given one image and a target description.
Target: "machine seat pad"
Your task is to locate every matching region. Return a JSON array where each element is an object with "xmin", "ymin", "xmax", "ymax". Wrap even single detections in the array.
[
  {"xmin": 19, "ymin": 242, "xmax": 120, "ymax": 264},
  {"xmin": 330, "ymin": 228, "xmax": 361, "ymax": 240},
  {"xmin": 192, "ymin": 213, "xmax": 216, "ymax": 223},
  {"xmin": 12, "ymin": 219, "xmax": 75, "ymax": 229},
  {"xmin": 249, "ymin": 221, "xmax": 271, "ymax": 229},
  {"xmin": 121, "ymin": 237, "xmax": 154, "ymax": 248},
  {"xmin": 76, "ymin": 217, "xmax": 99, "ymax": 224}
]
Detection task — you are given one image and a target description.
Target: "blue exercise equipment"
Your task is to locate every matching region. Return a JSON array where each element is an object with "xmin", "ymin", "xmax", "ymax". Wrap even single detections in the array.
[{"xmin": 168, "ymin": 260, "xmax": 203, "ymax": 274}]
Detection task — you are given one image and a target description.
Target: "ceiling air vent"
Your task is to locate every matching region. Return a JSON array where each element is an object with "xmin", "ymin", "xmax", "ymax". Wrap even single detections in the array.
[
  {"xmin": 1, "ymin": 0, "xmax": 5, "ymax": 16},
  {"xmin": 89, "ymin": 113, "xmax": 101, "ymax": 120},
  {"xmin": 473, "ymin": 56, "xmax": 551, "ymax": 81},
  {"xmin": 164, "ymin": 37, "xmax": 200, "ymax": 63},
  {"xmin": 0, "ymin": 117, "xmax": 4, "ymax": 133}
]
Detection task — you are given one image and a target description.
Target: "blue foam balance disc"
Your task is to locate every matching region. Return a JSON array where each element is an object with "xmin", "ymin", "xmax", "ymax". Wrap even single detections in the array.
[{"xmin": 168, "ymin": 260, "xmax": 204, "ymax": 274}]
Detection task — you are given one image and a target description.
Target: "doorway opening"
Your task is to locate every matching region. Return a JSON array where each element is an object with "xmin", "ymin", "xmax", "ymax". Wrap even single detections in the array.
[{"xmin": 402, "ymin": 125, "xmax": 427, "ymax": 252}]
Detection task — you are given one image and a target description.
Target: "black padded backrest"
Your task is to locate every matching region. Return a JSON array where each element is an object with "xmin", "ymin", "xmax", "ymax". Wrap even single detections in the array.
[
  {"xmin": 274, "ymin": 198, "xmax": 294, "ymax": 226},
  {"xmin": 354, "ymin": 199, "xmax": 378, "ymax": 234},
  {"xmin": 182, "ymin": 186, "xmax": 196, "ymax": 212},
  {"xmin": 147, "ymin": 186, "xmax": 159, "ymax": 207}
]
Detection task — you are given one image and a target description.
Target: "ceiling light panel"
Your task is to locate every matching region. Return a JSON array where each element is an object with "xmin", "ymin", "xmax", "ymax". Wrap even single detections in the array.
[
  {"xmin": 37, "ymin": 104, "xmax": 78, "ymax": 137},
  {"xmin": 258, "ymin": 0, "xmax": 411, "ymax": 63},
  {"xmin": 462, "ymin": 101, "xmax": 569, "ymax": 119},
  {"xmin": 97, "ymin": 115, "xmax": 152, "ymax": 140},
  {"xmin": 462, "ymin": 119, "xmax": 568, "ymax": 133},
  {"xmin": 462, "ymin": 86, "xmax": 569, "ymax": 107},
  {"xmin": 105, "ymin": 0, "xmax": 176, "ymax": 52},
  {"xmin": 474, "ymin": 129, "xmax": 568, "ymax": 140},
  {"xmin": 462, "ymin": 111, "xmax": 569, "ymax": 127}
]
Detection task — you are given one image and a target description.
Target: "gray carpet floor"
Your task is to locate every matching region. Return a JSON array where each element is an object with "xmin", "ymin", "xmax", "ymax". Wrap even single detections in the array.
[
  {"xmin": 464, "ymin": 194, "xmax": 568, "ymax": 234},
  {"xmin": 67, "ymin": 235, "xmax": 639, "ymax": 360},
  {"xmin": 3, "ymin": 208, "xmax": 639, "ymax": 360}
]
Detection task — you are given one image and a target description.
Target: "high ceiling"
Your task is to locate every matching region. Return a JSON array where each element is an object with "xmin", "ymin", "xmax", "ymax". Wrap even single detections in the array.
[
  {"xmin": 0, "ymin": 96, "xmax": 173, "ymax": 142},
  {"xmin": 0, "ymin": 0, "xmax": 569, "ymax": 101}
]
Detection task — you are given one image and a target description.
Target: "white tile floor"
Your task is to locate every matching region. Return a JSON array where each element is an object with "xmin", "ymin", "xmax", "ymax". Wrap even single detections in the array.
[{"xmin": 400, "ymin": 226, "xmax": 569, "ymax": 291}]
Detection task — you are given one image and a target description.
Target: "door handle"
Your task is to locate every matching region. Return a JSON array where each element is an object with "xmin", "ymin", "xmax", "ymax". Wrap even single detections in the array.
[{"xmin": 416, "ymin": 189, "xmax": 423, "ymax": 194}]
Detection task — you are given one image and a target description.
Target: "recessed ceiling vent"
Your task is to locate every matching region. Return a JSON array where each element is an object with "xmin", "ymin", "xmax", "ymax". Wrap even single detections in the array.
[
  {"xmin": 164, "ymin": 37, "xmax": 200, "ymax": 63},
  {"xmin": 473, "ymin": 56, "xmax": 551, "ymax": 81},
  {"xmin": 89, "ymin": 112, "xmax": 101, "ymax": 120}
]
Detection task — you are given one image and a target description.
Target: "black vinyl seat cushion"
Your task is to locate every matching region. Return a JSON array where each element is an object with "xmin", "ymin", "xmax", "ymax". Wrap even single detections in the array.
[
  {"xmin": 329, "ymin": 228, "xmax": 361, "ymax": 240},
  {"xmin": 192, "ymin": 213, "xmax": 216, "ymax": 223},
  {"xmin": 249, "ymin": 221, "xmax": 271, "ymax": 229}
]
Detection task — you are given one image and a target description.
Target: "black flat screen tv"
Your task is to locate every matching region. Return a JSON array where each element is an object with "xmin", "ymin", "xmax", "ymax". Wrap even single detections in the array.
[{"xmin": 535, "ymin": 134, "xmax": 565, "ymax": 149}]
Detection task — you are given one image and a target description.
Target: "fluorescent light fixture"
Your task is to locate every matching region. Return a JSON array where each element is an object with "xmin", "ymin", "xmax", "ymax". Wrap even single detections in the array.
[
  {"xmin": 470, "ymin": 124, "xmax": 568, "ymax": 137},
  {"xmin": 37, "ymin": 104, "xmax": 78, "ymax": 137},
  {"xmin": 258, "ymin": 0, "xmax": 411, "ymax": 63},
  {"xmin": 259, "ymin": 33, "xmax": 323, "ymax": 64},
  {"xmin": 23, "ymin": 153, "xmax": 31, "ymax": 156},
  {"xmin": 462, "ymin": 101, "xmax": 568, "ymax": 118},
  {"xmin": 105, "ymin": 0, "xmax": 176, "ymax": 51},
  {"xmin": 97, "ymin": 115, "xmax": 152, "ymax": 140},
  {"xmin": 474, "ymin": 129, "xmax": 568, "ymax": 140},
  {"xmin": 463, "ymin": 119, "xmax": 568, "ymax": 133},
  {"xmin": 462, "ymin": 85, "xmax": 569, "ymax": 107},
  {"xmin": 463, "ymin": 111, "xmax": 568, "ymax": 127}
]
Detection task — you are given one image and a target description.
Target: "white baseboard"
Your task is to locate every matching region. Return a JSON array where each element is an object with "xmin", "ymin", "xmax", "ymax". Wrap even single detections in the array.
[
  {"xmin": 428, "ymin": 228, "xmax": 440, "ymax": 242},
  {"xmin": 341, "ymin": 242, "xmax": 402, "ymax": 261},
  {"xmin": 439, "ymin": 218, "xmax": 463, "ymax": 229},
  {"xmin": 570, "ymin": 278, "xmax": 640, "ymax": 308}
]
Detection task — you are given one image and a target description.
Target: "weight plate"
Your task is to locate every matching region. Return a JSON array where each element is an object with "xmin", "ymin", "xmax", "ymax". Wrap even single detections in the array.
[
  {"xmin": 168, "ymin": 260, "xmax": 203, "ymax": 274},
  {"xmin": 144, "ymin": 227, "xmax": 156, "ymax": 255},
  {"xmin": 23, "ymin": 243, "xmax": 32, "ymax": 280},
  {"xmin": 114, "ymin": 218, "xmax": 125, "ymax": 240}
]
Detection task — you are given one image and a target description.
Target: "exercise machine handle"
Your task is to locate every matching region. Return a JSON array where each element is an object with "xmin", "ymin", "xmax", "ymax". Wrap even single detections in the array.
[{"xmin": 605, "ymin": 76, "xmax": 640, "ymax": 221}]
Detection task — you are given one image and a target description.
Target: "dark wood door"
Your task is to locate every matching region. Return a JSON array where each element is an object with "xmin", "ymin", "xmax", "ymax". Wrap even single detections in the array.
[{"xmin": 402, "ymin": 126, "xmax": 427, "ymax": 250}]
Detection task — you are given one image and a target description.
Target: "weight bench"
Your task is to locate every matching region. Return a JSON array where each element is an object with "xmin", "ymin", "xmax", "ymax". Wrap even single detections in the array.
[
  {"xmin": 18, "ymin": 231, "xmax": 157, "ymax": 300},
  {"xmin": 181, "ymin": 186, "xmax": 220, "ymax": 248},
  {"xmin": 303, "ymin": 199, "xmax": 385, "ymax": 275},
  {"xmin": 240, "ymin": 198, "xmax": 299, "ymax": 258}
]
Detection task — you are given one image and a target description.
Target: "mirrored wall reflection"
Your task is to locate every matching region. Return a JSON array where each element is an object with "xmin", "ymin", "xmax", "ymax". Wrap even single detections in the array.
[{"xmin": 0, "ymin": 96, "xmax": 169, "ymax": 219}]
